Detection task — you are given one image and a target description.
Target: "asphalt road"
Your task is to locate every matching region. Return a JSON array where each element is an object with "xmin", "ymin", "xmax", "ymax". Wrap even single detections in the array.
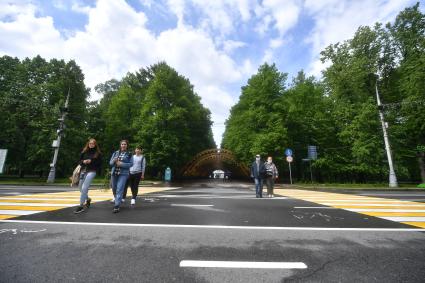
[{"xmin": 1, "ymin": 181, "xmax": 425, "ymax": 282}]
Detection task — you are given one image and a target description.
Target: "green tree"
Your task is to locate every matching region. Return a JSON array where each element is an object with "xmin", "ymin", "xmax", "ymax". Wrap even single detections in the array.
[
  {"xmin": 222, "ymin": 63, "xmax": 288, "ymax": 168},
  {"xmin": 136, "ymin": 62, "xmax": 215, "ymax": 176},
  {"xmin": 387, "ymin": 2, "xmax": 425, "ymax": 182},
  {"xmin": 0, "ymin": 55, "xmax": 89, "ymax": 177}
]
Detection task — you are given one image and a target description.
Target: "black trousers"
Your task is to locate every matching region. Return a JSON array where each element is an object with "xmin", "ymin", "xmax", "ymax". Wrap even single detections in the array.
[{"xmin": 123, "ymin": 172, "xmax": 143, "ymax": 199}]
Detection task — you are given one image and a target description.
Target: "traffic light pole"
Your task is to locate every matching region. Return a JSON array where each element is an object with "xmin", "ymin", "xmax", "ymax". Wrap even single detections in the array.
[
  {"xmin": 375, "ymin": 80, "xmax": 398, "ymax": 188},
  {"xmin": 47, "ymin": 88, "xmax": 70, "ymax": 183}
]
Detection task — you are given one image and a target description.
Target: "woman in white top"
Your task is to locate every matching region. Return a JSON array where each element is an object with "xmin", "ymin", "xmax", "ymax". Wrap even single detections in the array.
[{"xmin": 124, "ymin": 145, "xmax": 146, "ymax": 205}]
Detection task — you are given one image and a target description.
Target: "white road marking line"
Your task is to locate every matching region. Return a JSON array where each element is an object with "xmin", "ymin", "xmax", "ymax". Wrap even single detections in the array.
[
  {"xmin": 151, "ymin": 195, "xmax": 288, "ymax": 199},
  {"xmin": 0, "ymin": 210, "xmax": 42, "ymax": 215},
  {"xmin": 171, "ymin": 204, "xmax": 214, "ymax": 207},
  {"xmin": 294, "ymin": 207, "xmax": 339, "ymax": 209},
  {"xmin": 0, "ymin": 202, "xmax": 75, "ymax": 207},
  {"xmin": 346, "ymin": 209, "xmax": 425, "ymax": 212},
  {"xmin": 179, "ymin": 260, "xmax": 307, "ymax": 269},
  {"xmin": 381, "ymin": 217, "xmax": 425, "ymax": 222},
  {"xmin": 1, "ymin": 220, "xmax": 424, "ymax": 231}
]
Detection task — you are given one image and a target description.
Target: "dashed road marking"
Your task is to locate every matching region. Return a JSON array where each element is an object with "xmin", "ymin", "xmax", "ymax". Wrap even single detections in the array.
[
  {"xmin": 171, "ymin": 204, "xmax": 214, "ymax": 207},
  {"xmin": 179, "ymin": 260, "xmax": 307, "ymax": 269}
]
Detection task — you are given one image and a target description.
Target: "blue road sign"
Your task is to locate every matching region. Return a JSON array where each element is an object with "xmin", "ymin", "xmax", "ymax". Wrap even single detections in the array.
[
  {"xmin": 285, "ymin": 148, "xmax": 293, "ymax": 156},
  {"xmin": 308, "ymin": 145, "xmax": 317, "ymax": 160}
]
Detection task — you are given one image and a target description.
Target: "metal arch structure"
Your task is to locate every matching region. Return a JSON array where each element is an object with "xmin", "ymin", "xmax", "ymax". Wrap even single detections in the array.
[{"xmin": 179, "ymin": 148, "xmax": 250, "ymax": 178}]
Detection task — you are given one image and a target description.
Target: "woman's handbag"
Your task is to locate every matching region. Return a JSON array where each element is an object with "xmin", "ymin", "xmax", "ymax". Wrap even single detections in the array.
[{"xmin": 69, "ymin": 164, "xmax": 82, "ymax": 187}]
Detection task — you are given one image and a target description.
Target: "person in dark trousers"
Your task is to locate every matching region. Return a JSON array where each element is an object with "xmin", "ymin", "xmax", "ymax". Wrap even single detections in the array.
[
  {"xmin": 124, "ymin": 145, "xmax": 146, "ymax": 205},
  {"xmin": 74, "ymin": 138, "xmax": 102, "ymax": 214},
  {"xmin": 250, "ymin": 154, "xmax": 266, "ymax": 198},
  {"xmin": 109, "ymin": 140, "xmax": 133, "ymax": 213},
  {"xmin": 265, "ymin": 156, "xmax": 279, "ymax": 197}
]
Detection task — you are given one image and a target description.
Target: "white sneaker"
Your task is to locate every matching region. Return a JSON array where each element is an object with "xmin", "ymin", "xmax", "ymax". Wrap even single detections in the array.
[
  {"xmin": 122, "ymin": 199, "xmax": 125, "ymax": 203},
  {"xmin": 131, "ymin": 199, "xmax": 135, "ymax": 205},
  {"xmin": 110, "ymin": 198, "xmax": 115, "ymax": 203}
]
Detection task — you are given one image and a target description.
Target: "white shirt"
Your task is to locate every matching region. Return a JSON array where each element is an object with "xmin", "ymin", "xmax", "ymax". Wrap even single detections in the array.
[{"xmin": 130, "ymin": 155, "xmax": 146, "ymax": 174}]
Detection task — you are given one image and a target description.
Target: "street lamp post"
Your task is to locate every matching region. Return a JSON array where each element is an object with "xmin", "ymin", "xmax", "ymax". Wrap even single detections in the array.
[
  {"xmin": 47, "ymin": 88, "xmax": 70, "ymax": 183},
  {"xmin": 375, "ymin": 79, "xmax": 398, "ymax": 188}
]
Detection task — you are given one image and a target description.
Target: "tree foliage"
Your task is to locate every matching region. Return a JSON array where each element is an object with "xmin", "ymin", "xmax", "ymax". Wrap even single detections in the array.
[
  {"xmin": 222, "ymin": 3, "xmax": 425, "ymax": 183},
  {"xmin": 0, "ymin": 56, "xmax": 89, "ymax": 177},
  {"xmin": 89, "ymin": 62, "xmax": 215, "ymax": 177}
]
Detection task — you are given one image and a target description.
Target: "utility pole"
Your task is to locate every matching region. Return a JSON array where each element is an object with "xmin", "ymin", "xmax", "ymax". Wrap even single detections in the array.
[
  {"xmin": 47, "ymin": 88, "xmax": 70, "ymax": 183},
  {"xmin": 375, "ymin": 80, "xmax": 398, "ymax": 188}
]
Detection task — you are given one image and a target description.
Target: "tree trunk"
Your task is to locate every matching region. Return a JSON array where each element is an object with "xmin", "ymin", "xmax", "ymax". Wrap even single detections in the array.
[{"xmin": 418, "ymin": 152, "xmax": 425, "ymax": 183}]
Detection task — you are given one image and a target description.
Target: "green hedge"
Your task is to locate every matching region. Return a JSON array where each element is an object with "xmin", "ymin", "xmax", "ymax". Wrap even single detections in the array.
[{"xmin": 417, "ymin": 184, "xmax": 425, "ymax": 188}]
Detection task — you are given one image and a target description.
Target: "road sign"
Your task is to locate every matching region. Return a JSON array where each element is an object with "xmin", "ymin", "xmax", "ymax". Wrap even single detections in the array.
[
  {"xmin": 285, "ymin": 148, "xmax": 293, "ymax": 156},
  {"xmin": 308, "ymin": 146, "xmax": 317, "ymax": 160},
  {"xmin": 286, "ymin": 156, "xmax": 293, "ymax": 163}
]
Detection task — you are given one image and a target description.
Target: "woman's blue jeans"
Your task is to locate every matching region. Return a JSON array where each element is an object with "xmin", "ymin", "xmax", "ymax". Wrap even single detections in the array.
[
  {"xmin": 79, "ymin": 171, "xmax": 96, "ymax": 206},
  {"xmin": 111, "ymin": 174, "xmax": 129, "ymax": 207}
]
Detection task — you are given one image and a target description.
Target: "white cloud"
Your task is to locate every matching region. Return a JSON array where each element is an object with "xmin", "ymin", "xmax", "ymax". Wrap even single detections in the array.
[
  {"xmin": 167, "ymin": 0, "xmax": 185, "ymax": 27},
  {"xmin": 52, "ymin": 0, "xmax": 67, "ymax": 10},
  {"xmin": 0, "ymin": 0, "xmax": 246, "ymax": 146},
  {"xmin": 255, "ymin": 0, "xmax": 302, "ymax": 36},
  {"xmin": 0, "ymin": 2, "xmax": 64, "ymax": 59},
  {"xmin": 1, "ymin": 0, "xmax": 412, "ymax": 146},
  {"xmin": 222, "ymin": 39, "xmax": 246, "ymax": 53},
  {"xmin": 270, "ymin": 38, "xmax": 284, "ymax": 49},
  {"xmin": 71, "ymin": 2, "xmax": 91, "ymax": 14},
  {"xmin": 304, "ymin": 0, "xmax": 416, "ymax": 77}
]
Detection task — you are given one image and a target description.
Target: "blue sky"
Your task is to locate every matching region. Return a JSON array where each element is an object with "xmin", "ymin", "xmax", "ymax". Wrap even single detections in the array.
[{"xmin": 0, "ymin": 0, "xmax": 421, "ymax": 145}]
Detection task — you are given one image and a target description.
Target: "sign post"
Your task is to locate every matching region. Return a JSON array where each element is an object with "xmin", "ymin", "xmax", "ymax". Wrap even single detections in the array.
[
  {"xmin": 0, "ymin": 149, "xmax": 8, "ymax": 174},
  {"xmin": 286, "ymin": 155, "xmax": 293, "ymax": 184},
  {"xmin": 285, "ymin": 148, "xmax": 293, "ymax": 185}
]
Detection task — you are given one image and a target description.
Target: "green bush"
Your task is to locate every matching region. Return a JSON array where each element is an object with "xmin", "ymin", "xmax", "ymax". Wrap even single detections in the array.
[{"xmin": 417, "ymin": 184, "xmax": 425, "ymax": 188}]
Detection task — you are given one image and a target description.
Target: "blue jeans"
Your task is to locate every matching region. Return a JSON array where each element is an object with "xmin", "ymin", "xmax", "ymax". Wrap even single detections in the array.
[
  {"xmin": 111, "ymin": 174, "xmax": 129, "ymax": 207},
  {"xmin": 254, "ymin": 178, "xmax": 263, "ymax": 197},
  {"xmin": 79, "ymin": 171, "xmax": 96, "ymax": 206}
]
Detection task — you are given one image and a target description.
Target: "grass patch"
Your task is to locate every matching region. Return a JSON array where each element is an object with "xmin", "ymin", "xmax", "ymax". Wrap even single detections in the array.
[{"xmin": 418, "ymin": 183, "xmax": 425, "ymax": 188}]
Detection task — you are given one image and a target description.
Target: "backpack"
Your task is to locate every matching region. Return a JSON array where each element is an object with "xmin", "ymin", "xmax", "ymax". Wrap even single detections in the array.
[{"xmin": 265, "ymin": 163, "xmax": 274, "ymax": 176}]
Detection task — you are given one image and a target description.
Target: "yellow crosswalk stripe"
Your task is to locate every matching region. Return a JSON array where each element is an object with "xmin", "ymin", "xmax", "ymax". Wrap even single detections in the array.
[
  {"xmin": 0, "ymin": 205, "xmax": 64, "ymax": 211},
  {"xmin": 363, "ymin": 212, "xmax": 425, "ymax": 217},
  {"xmin": 0, "ymin": 199, "xmax": 79, "ymax": 204},
  {"xmin": 402, "ymin": 222, "xmax": 425, "ymax": 229},
  {"xmin": 0, "ymin": 214, "xmax": 18, "ymax": 219},
  {"xmin": 332, "ymin": 205, "xmax": 425, "ymax": 209},
  {"xmin": 0, "ymin": 186, "xmax": 180, "ymax": 220},
  {"xmin": 276, "ymin": 189, "xmax": 425, "ymax": 229}
]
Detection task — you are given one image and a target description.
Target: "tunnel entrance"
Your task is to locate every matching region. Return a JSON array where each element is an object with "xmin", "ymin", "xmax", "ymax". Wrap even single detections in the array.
[{"xmin": 179, "ymin": 148, "xmax": 250, "ymax": 179}]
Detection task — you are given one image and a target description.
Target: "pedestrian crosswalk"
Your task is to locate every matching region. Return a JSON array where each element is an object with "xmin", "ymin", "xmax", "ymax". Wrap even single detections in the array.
[
  {"xmin": 275, "ymin": 189, "xmax": 425, "ymax": 229},
  {"xmin": 0, "ymin": 186, "xmax": 180, "ymax": 220}
]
